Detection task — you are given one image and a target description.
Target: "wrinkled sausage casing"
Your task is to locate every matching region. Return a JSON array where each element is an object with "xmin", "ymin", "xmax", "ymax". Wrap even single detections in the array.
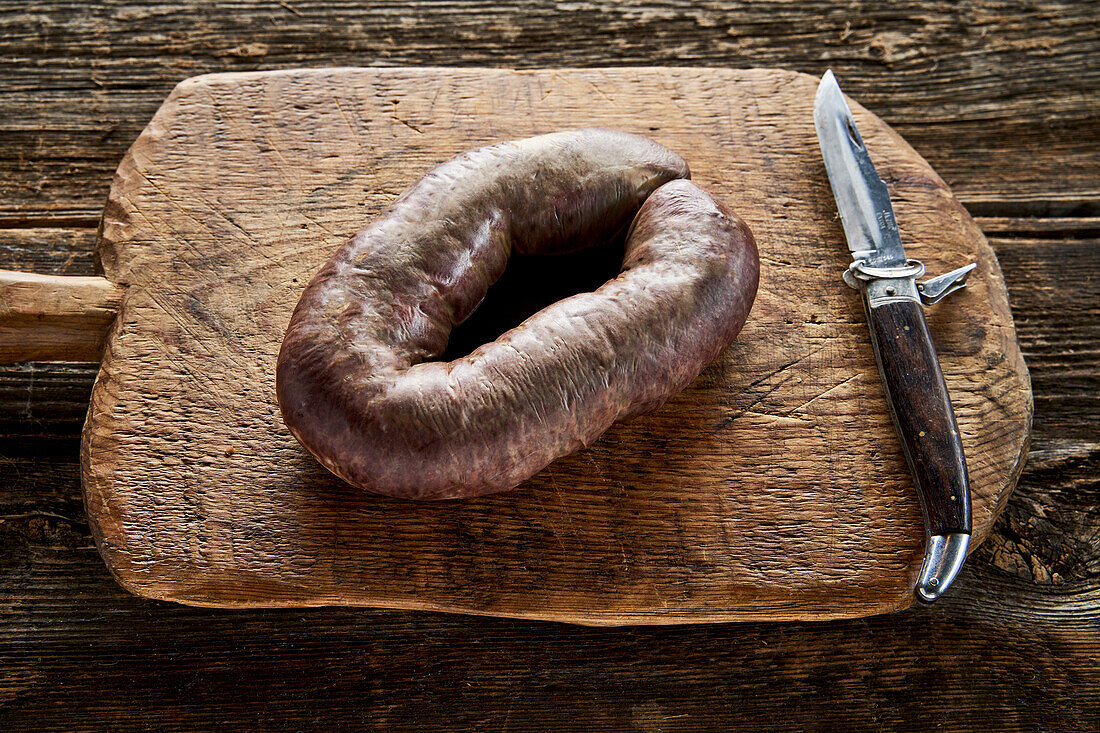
[{"xmin": 277, "ymin": 129, "xmax": 759, "ymax": 499}]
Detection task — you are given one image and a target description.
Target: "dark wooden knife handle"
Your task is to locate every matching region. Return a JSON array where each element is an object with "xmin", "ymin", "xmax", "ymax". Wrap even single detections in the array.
[{"xmin": 863, "ymin": 296, "xmax": 972, "ymax": 536}]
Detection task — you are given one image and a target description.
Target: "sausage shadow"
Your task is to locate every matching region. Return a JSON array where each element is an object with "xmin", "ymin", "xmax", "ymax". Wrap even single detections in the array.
[{"xmin": 440, "ymin": 232, "xmax": 628, "ymax": 361}]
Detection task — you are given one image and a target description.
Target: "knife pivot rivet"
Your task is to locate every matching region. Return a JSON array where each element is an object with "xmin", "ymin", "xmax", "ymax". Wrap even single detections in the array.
[
  {"xmin": 928, "ymin": 577, "xmax": 939, "ymax": 587},
  {"xmin": 885, "ymin": 286, "xmax": 896, "ymax": 296}
]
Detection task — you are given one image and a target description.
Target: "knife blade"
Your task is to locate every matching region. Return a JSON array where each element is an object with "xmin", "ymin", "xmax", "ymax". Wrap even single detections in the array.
[{"xmin": 814, "ymin": 70, "xmax": 974, "ymax": 602}]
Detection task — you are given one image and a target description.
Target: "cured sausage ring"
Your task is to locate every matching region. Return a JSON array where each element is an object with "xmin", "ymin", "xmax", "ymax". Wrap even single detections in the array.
[{"xmin": 277, "ymin": 129, "xmax": 759, "ymax": 499}]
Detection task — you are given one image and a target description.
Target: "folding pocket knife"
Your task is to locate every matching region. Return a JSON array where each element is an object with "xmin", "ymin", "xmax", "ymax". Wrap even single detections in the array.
[{"xmin": 814, "ymin": 70, "xmax": 976, "ymax": 602}]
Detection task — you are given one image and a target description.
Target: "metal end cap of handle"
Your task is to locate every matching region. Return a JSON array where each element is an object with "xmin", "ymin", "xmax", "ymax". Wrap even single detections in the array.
[{"xmin": 916, "ymin": 533, "xmax": 970, "ymax": 603}]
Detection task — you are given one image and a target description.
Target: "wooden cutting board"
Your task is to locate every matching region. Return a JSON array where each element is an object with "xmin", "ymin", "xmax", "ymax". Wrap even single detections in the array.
[{"xmin": 80, "ymin": 67, "xmax": 1030, "ymax": 624}]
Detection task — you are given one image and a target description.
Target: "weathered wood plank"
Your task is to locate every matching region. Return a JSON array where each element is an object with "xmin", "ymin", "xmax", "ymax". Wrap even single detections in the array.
[
  {"xmin": 0, "ymin": 228, "xmax": 98, "ymax": 275},
  {"xmin": 987, "ymin": 236, "xmax": 1100, "ymax": 443},
  {"xmin": 1, "ymin": 1, "xmax": 1098, "ymax": 220},
  {"xmin": 0, "ymin": 363, "xmax": 97, "ymax": 446},
  {"xmin": 975, "ymin": 217, "xmax": 1100, "ymax": 238}
]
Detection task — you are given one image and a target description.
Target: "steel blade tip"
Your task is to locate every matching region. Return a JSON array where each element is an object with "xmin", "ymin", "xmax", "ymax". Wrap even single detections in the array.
[{"xmin": 814, "ymin": 69, "xmax": 846, "ymax": 122}]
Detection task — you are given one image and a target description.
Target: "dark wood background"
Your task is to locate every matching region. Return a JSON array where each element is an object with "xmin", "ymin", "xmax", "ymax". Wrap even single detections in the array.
[{"xmin": 1, "ymin": 2, "xmax": 1096, "ymax": 730}]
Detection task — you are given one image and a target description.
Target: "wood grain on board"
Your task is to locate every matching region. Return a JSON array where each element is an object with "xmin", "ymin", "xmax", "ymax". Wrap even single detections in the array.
[{"xmin": 81, "ymin": 66, "xmax": 1031, "ymax": 623}]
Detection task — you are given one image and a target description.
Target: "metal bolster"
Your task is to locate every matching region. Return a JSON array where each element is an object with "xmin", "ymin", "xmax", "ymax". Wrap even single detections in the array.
[
  {"xmin": 842, "ymin": 259, "xmax": 977, "ymax": 308},
  {"xmin": 842, "ymin": 258, "xmax": 925, "ymax": 308}
]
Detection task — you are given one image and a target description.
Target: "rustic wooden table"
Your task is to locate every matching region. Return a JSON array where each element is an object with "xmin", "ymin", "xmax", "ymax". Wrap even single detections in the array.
[{"xmin": 1, "ymin": 2, "xmax": 1096, "ymax": 730}]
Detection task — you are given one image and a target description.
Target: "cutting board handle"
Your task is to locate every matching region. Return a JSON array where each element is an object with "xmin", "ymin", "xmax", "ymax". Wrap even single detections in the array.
[{"xmin": 0, "ymin": 269, "xmax": 122, "ymax": 363}]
